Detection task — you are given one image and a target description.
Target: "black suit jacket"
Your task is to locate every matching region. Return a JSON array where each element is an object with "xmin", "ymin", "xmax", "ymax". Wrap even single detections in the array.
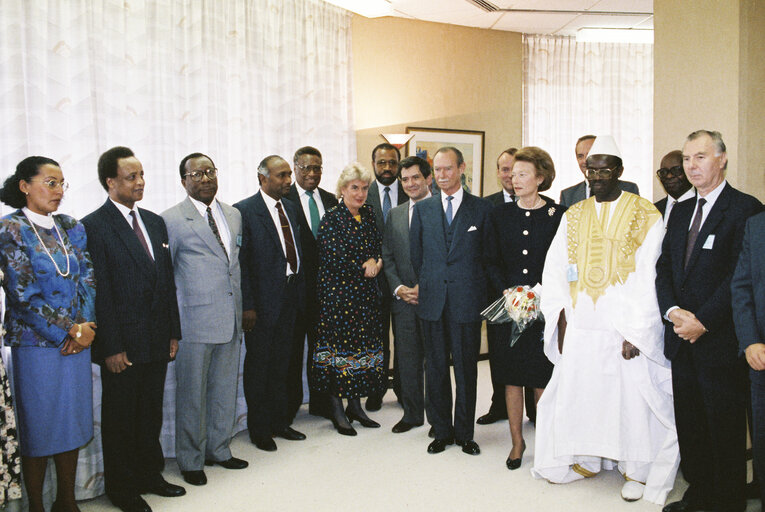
[
  {"xmin": 235, "ymin": 192, "xmax": 305, "ymax": 328},
  {"xmin": 656, "ymin": 183, "xmax": 762, "ymax": 365},
  {"xmin": 82, "ymin": 200, "xmax": 181, "ymax": 365},
  {"xmin": 654, "ymin": 197, "xmax": 668, "ymax": 216}
]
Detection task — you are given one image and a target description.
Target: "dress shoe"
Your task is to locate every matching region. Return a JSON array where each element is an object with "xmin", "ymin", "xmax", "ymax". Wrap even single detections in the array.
[
  {"xmin": 392, "ymin": 419, "xmax": 422, "ymax": 433},
  {"xmin": 346, "ymin": 406, "xmax": 380, "ymax": 428},
  {"xmin": 274, "ymin": 426, "xmax": 307, "ymax": 440},
  {"xmin": 331, "ymin": 417, "xmax": 357, "ymax": 436},
  {"xmin": 621, "ymin": 480, "xmax": 645, "ymax": 502},
  {"xmin": 181, "ymin": 470, "xmax": 207, "ymax": 486},
  {"xmin": 140, "ymin": 478, "xmax": 186, "ymax": 497},
  {"xmin": 427, "ymin": 438, "xmax": 454, "ymax": 454},
  {"xmin": 252, "ymin": 435, "xmax": 277, "ymax": 452},
  {"xmin": 506, "ymin": 440, "xmax": 526, "ymax": 470},
  {"xmin": 110, "ymin": 494, "xmax": 152, "ymax": 512},
  {"xmin": 457, "ymin": 439, "xmax": 481, "ymax": 455},
  {"xmin": 476, "ymin": 410, "xmax": 506, "ymax": 425},
  {"xmin": 365, "ymin": 395, "xmax": 383, "ymax": 412},
  {"xmin": 662, "ymin": 499, "xmax": 703, "ymax": 512},
  {"xmin": 205, "ymin": 457, "xmax": 249, "ymax": 470},
  {"xmin": 428, "ymin": 426, "xmax": 435, "ymax": 438}
]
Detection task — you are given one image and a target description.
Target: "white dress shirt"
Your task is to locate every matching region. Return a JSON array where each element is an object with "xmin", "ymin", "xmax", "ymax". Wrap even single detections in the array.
[
  {"xmin": 376, "ymin": 180, "xmax": 398, "ymax": 208},
  {"xmin": 440, "ymin": 186, "xmax": 464, "ymax": 218},
  {"xmin": 503, "ymin": 190, "xmax": 514, "ymax": 203},
  {"xmin": 689, "ymin": 180, "xmax": 726, "ymax": 230},
  {"xmin": 261, "ymin": 192, "xmax": 300, "ymax": 276},
  {"xmin": 294, "ymin": 182, "xmax": 326, "ymax": 233},
  {"xmin": 187, "ymin": 196, "xmax": 231, "ymax": 257},
  {"xmin": 110, "ymin": 198, "xmax": 154, "ymax": 259}
]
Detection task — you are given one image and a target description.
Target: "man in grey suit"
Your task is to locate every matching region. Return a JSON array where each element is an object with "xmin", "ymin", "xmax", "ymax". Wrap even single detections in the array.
[
  {"xmin": 163, "ymin": 153, "xmax": 248, "ymax": 487},
  {"xmin": 411, "ymin": 146, "xmax": 492, "ymax": 456},
  {"xmin": 383, "ymin": 156, "xmax": 432, "ymax": 434},
  {"xmin": 365, "ymin": 142, "xmax": 407, "ymax": 411},
  {"xmin": 559, "ymin": 135, "xmax": 639, "ymax": 206}
]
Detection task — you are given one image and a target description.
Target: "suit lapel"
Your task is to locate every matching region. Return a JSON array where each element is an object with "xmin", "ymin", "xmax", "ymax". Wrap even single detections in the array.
[
  {"xmin": 221, "ymin": 203, "xmax": 240, "ymax": 261},
  {"xmin": 684, "ymin": 185, "xmax": 731, "ymax": 275},
  {"xmin": 254, "ymin": 193, "xmax": 285, "ymax": 257},
  {"xmin": 447, "ymin": 194, "xmax": 472, "ymax": 257},
  {"xmin": 180, "ymin": 198, "xmax": 228, "ymax": 264},
  {"xmin": 104, "ymin": 201, "xmax": 155, "ymax": 276}
]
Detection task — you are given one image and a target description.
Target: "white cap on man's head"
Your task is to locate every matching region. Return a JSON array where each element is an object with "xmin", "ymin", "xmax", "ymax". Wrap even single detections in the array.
[{"xmin": 587, "ymin": 135, "xmax": 622, "ymax": 159}]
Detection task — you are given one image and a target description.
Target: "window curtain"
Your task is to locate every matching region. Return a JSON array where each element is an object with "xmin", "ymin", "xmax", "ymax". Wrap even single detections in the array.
[
  {"xmin": 0, "ymin": 0, "xmax": 354, "ymax": 218},
  {"xmin": 523, "ymin": 34, "xmax": 653, "ymax": 201}
]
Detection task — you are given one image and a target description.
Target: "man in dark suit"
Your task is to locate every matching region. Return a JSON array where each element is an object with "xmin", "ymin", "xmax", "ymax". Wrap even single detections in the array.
[
  {"xmin": 654, "ymin": 149, "xmax": 694, "ymax": 224},
  {"xmin": 411, "ymin": 146, "xmax": 492, "ymax": 455},
  {"xmin": 657, "ymin": 130, "xmax": 762, "ymax": 512},
  {"xmin": 732, "ymin": 210, "xmax": 765, "ymax": 509},
  {"xmin": 162, "ymin": 153, "xmax": 248, "ymax": 487},
  {"xmin": 235, "ymin": 155, "xmax": 306, "ymax": 452},
  {"xmin": 382, "ymin": 156, "xmax": 432, "ymax": 433},
  {"xmin": 285, "ymin": 146, "xmax": 338, "ymax": 420},
  {"xmin": 82, "ymin": 146, "xmax": 185, "ymax": 512},
  {"xmin": 364, "ymin": 142, "xmax": 407, "ymax": 411},
  {"xmin": 559, "ymin": 135, "xmax": 639, "ymax": 206}
]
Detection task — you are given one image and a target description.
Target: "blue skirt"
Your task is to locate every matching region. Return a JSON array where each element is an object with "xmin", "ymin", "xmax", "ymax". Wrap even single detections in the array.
[{"xmin": 11, "ymin": 345, "xmax": 93, "ymax": 457}]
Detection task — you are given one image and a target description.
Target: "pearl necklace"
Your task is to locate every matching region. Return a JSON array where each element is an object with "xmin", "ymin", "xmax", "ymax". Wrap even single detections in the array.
[
  {"xmin": 23, "ymin": 212, "xmax": 70, "ymax": 277},
  {"xmin": 518, "ymin": 195, "xmax": 543, "ymax": 210}
]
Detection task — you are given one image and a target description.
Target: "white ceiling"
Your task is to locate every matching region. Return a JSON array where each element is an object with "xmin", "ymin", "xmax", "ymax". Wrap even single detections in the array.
[{"xmin": 382, "ymin": 0, "xmax": 653, "ymax": 36}]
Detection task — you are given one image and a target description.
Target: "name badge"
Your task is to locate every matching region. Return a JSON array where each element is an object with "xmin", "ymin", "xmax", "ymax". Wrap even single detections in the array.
[
  {"xmin": 567, "ymin": 264, "xmax": 578, "ymax": 282},
  {"xmin": 236, "ymin": 234, "xmax": 243, "ymax": 247},
  {"xmin": 702, "ymin": 234, "xmax": 715, "ymax": 250}
]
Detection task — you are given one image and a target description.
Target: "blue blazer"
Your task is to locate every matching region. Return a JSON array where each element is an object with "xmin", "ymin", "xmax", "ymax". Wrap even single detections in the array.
[
  {"xmin": 656, "ymin": 184, "xmax": 762, "ymax": 365},
  {"xmin": 410, "ymin": 192, "xmax": 492, "ymax": 323},
  {"xmin": 234, "ymin": 192, "xmax": 305, "ymax": 328},
  {"xmin": 82, "ymin": 200, "xmax": 181, "ymax": 365},
  {"xmin": 732, "ymin": 211, "xmax": 765, "ymax": 354}
]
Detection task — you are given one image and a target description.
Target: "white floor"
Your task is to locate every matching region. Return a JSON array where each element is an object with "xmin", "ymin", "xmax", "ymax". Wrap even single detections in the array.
[{"xmin": 79, "ymin": 360, "xmax": 760, "ymax": 512}]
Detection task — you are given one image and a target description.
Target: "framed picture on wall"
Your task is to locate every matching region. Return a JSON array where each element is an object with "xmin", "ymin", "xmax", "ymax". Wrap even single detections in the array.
[{"xmin": 405, "ymin": 127, "xmax": 485, "ymax": 196}]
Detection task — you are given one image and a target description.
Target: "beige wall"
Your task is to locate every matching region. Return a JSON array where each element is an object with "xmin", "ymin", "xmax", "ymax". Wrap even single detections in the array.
[
  {"xmin": 654, "ymin": 0, "xmax": 765, "ymax": 201},
  {"xmin": 352, "ymin": 15, "xmax": 522, "ymax": 196}
]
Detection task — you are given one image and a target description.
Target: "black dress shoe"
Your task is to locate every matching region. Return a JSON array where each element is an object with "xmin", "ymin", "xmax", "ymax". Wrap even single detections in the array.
[
  {"xmin": 274, "ymin": 427, "xmax": 307, "ymax": 440},
  {"xmin": 205, "ymin": 457, "xmax": 249, "ymax": 470},
  {"xmin": 457, "ymin": 439, "xmax": 481, "ymax": 455},
  {"xmin": 141, "ymin": 477, "xmax": 186, "ymax": 498},
  {"xmin": 252, "ymin": 435, "xmax": 277, "ymax": 452},
  {"xmin": 111, "ymin": 494, "xmax": 152, "ymax": 512},
  {"xmin": 506, "ymin": 440, "xmax": 526, "ymax": 470},
  {"xmin": 428, "ymin": 426, "xmax": 435, "ymax": 438},
  {"xmin": 365, "ymin": 395, "xmax": 382, "ymax": 411},
  {"xmin": 346, "ymin": 407, "xmax": 381, "ymax": 428},
  {"xmin": 662, "ymin": 499, "xmax": 703, "ymax": 512},
  {"xmin": 427, "ymin": 438, "xmax": 454, "ymax": 454},
  {"xmin": 392, "ymin": 419, "xmax": 422, "ymax": 433},
  {"xmin": 476, "ymin": 411, "xmax": 506, "ymax": 425},
  {"xmin": 330, "ymin": 416, "xmax": 357, "ymax": 436},
  {"xmin": 181, "ymin": 470, "xmax": 207, "ymax": 486}
]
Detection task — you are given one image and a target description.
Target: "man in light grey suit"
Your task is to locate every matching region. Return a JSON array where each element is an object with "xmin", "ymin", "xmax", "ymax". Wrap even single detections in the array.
[
  {"xmin": 559, "ymin": 135, "xmax": 639, "ymax": 206},
  {"xmin": 163, "ymin": 153, "xmax": 248, "ymax": 487},
  {"xmin": 383, "ymin": 156, "xmax": 432, "ymax": 434}
]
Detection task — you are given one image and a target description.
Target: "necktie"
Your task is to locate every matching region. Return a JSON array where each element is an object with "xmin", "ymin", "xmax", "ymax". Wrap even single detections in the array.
[
  {"xmin": 383, "ymin": 186, "xmax": 392, "ymax": 222},
  {"xmin": 206, "ymin": 206, "xmax": 228, "ymax": 260},
  {"xmin": 445, "ymin": 195, "xmax": 454, "ymax": 225},
  {"xmin": 129, "ymin": 210, "xmax": 153, "ymax": 261},
  {"xmin": 275, "ymin": 201, "xmax": 298, "ymax": 274},
  {"xmin": 684, "ymin": 198, "xmax": 706, "ymax": 268},
  {"xmin": 306, "ymin": 190, "xmax": 320, "ymax": 238}
]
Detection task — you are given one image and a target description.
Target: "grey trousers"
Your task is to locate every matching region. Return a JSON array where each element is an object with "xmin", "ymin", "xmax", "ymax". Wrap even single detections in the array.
[{"xmin": 392, "ymin": 304, "xmax": 426, "ymax": 425}]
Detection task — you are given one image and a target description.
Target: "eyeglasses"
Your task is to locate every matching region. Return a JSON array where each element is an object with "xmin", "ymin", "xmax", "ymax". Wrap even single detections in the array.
[
  {"xmin": 656, "ymin": 165, "xmax": 684, "ymax": 179},
  {"xmin": 295, "ymin": 163, "xmax": 322, "ymax": 174},
  {"xmin": 585, "ymin": 167, "xmax": 618, "ymax": 179},
  {"xmin": 375, "ymin": 159, "xmax": 398, "ymax": 168},
  {"xmin": 30, "ymin": 179, "xmax": 69, "ymax": 191},
  {"xmin": 184, "ymin": 168, "xmax": 218, "ymax": 182}
]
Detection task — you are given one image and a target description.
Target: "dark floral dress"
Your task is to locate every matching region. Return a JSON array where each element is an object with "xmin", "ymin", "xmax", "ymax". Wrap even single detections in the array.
[{"xmin": 311, "ymin": 202, "xmax": 385, "ymax": 398}]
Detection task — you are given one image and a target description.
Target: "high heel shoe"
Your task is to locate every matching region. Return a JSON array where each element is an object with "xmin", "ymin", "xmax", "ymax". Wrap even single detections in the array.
[
  {"xmin": 506, "ymin": 440, "xmax": 526, "ymax": 470},
  {"xmin": 345, "ymin": 406, "xmax": 381, "ymax": 428},
  {"xmin": 331, "ymin": 416, "xmax": 357, "ymax": 436}
]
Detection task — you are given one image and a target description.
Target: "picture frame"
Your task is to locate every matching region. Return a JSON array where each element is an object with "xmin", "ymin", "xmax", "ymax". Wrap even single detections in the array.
[{"xmin": 405, "ymin": 127, "xmax": 486, "ymax": 196}]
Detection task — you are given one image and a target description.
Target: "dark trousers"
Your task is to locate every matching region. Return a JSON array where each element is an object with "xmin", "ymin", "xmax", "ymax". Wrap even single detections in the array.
[
  {"xmin": 391, "ymin": 305, "xmax": 426, "ymax": 425},
  {"xmin": 751, "ymin": 368, "xmax": 765, "ymax": 506},
  {"xmin": 101, "ymin": 360, "xmax": 168, "ymax": 500},
  {"xmin": 672, "ymin": 345, "xmax": 747, "ymax": 512},
  {"xmin": 288, "ymin": 306, "xmax": 330, "ymax": 419},
  {"xmin": 244, "ymin": 281, "xmax": 298, "ymax": 438},
  {"xmin": 421, "ymin": 314, "xmax": 481, "ymax": 442}
]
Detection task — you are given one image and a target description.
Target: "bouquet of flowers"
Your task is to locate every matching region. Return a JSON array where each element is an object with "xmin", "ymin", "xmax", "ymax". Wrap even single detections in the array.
[{"xmin": 480, "ymin": 284, "xmax": 542, "ymax": 347}]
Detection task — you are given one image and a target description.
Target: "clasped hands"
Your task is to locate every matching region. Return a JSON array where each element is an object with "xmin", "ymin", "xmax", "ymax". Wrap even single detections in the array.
[
  {"xmin": 104, "ymin": 338, "xmax": 178, "ymax": 374},
  {"xmin": 61, "ymin": 321, "xmax": 97, "ymax": 356},
  {"xmin": 668, "ymin": 308, "xmax": 707, "ymax": 343},
  {"xmin": 396, "ymin": 284, "xmax": 419, "ymax": 305}
]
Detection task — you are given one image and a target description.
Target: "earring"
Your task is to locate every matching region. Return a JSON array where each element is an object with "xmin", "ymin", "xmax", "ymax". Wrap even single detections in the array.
[{"xmin": 24, "ymin": 192, "xmax": 28, "ymax": 195}]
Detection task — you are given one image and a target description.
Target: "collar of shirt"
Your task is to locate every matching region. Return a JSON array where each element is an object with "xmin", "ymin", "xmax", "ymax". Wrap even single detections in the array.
[
  {"xmin": 110, "ymin": 197, "xmax": 140, "ymax": 225},
  {"xmin": 22, "ymin": 207, "xmax": 54, "ymax": 229},
  {"xmin": 187, "ymin": 195, "xmax": 230, "ymax": 253},
  {"xmin": 503, "ymin": 190, "xmax": 514, "ymax": 203},
  {"xmin": 187, "ymin": 195, "xmax": 219, "ymax": 217},
  {"xmin": 440, "ymin": 186, "xmax": 464, "ymax": 214},
  {"xmin": 691, "ymin": 179, "xmax": 726, "ymax": 229},
  {"xmin": 377, "ymin": 180, "xmax": 398, "ymax": 206},
  {"xmin": 295, "ymin": 181, "xmax": 326, "ymax": 217}
]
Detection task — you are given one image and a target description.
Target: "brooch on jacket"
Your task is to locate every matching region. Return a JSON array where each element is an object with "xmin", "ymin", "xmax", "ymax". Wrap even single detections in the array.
[{"xmin": 548, "ymin": 207, "xmax": 556, "ymax": 217}]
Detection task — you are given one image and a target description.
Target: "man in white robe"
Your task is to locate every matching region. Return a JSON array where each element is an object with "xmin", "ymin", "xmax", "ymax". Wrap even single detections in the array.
[{"xmin": 531, "ymin": 136, "xmax": 680, "ymax": 505}]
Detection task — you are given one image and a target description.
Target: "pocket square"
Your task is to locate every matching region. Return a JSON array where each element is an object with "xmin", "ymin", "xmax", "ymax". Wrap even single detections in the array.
[
  {"xmin": 162, "ymin": 242, "xmax": 169, "ymax": 249},
  {"xmin": 467, "ymin": 225, "xmax": 478, "ymax": 232}
]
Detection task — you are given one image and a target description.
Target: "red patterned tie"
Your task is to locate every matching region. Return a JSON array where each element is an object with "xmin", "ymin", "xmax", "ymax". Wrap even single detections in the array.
[
  {"xmin": 275, "ymin": 202, "xmax": 297, "ymax": 274},
  {"xmin": 130, "ymin": 211, "xmax": 153, "ymax": 261}
]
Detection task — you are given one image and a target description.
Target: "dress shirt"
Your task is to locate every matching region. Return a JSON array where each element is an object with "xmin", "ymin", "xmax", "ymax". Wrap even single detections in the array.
[
  {"xmin": 440, "ymin": 186, "xmax": 464, "ymax": 218},
  {"xmin": 688, "ymin": 180, "xmax": 726, "ymax": 230},
  {"xmin": 663, "ymin": 188, "xmax": 696, "ymax": 228},
  {"xmin": 376, "ymin": 180, "xmax": 398, "ymax": 208},
  {"xmin": 294, "ymin": 182, "xmax": 326, "ymax": 232},
  {"xmin": 261, "ymin": 192, "xmax": 300, "ymax": 276},
  {"xmin": 503, "ymin": 190, "xmax": 514, "ymax": 203},
  {"xmin": 110, "ymin": 198, "xmax": 154, "ymax": 259},
  {"xmin": 187, "ymin": 196, "xmax": 231, "ymax": 257}
]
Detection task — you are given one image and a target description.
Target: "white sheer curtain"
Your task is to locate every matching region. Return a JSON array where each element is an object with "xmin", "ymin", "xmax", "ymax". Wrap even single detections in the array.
[
  {"xmin": 523, "ymin": 34, "xmax": 653, "ymax": 201},
  {"xmin": 0, "ymin": 0, "xmax": 354, "ymax": 218}
]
